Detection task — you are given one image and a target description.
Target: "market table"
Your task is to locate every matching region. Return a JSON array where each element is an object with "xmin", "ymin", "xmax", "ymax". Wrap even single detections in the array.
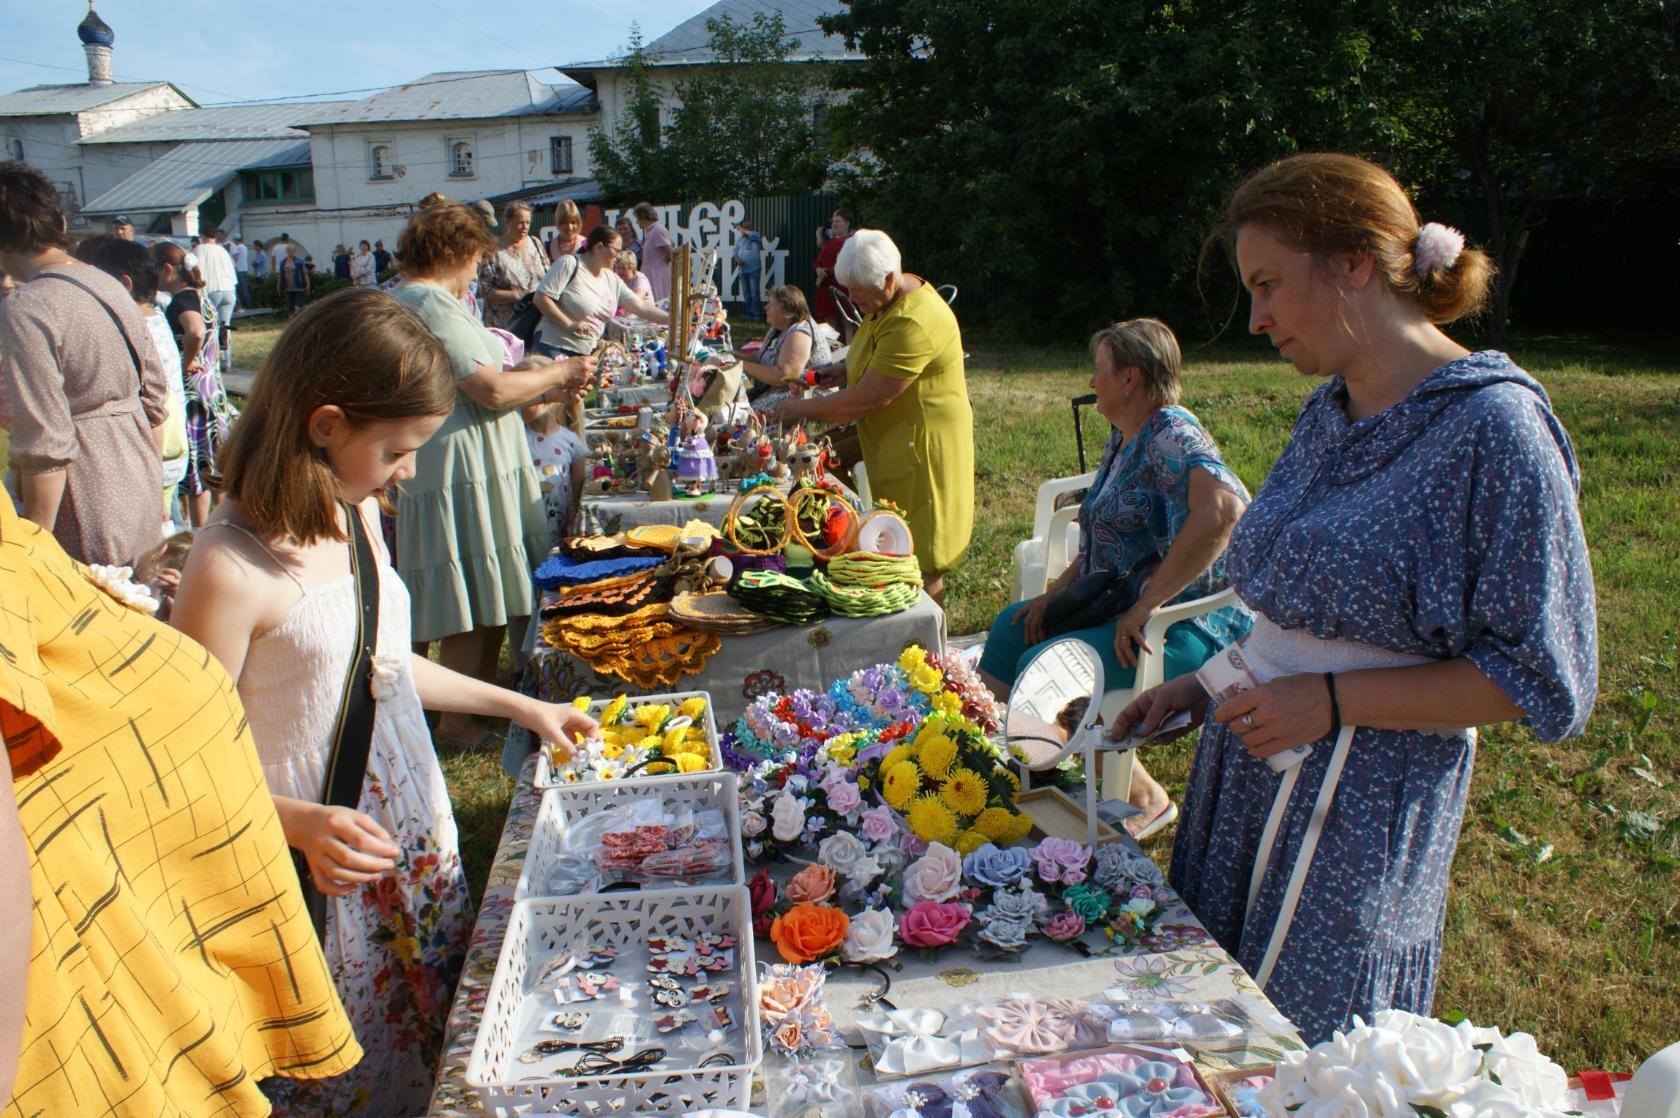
[
  {"xmin": 579, "ymin": 489, "xmax": 738, "ymax": 535},
  {"xmin": 425, "ymin": 763, "xmax": 1303, "ymax": 1117},
  {"xmin": 526, "ymin": 589, "xmax": 948, "ymax": 730},
  {"xmin": 600, "ymin": 383, "xmax": 672, "ymax": 409}
]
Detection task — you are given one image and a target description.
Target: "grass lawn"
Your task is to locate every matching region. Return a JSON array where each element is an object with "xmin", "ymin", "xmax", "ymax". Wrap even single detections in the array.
[{"xmin": 114, "ymin": 316, "xmax": 1680, "ymax": 1070}]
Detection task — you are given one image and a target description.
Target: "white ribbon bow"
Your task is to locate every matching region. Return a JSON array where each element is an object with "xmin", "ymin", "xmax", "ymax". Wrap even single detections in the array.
[
  {"xmin": 782, "ymin": 1058, "xmax": 847, "ymax": 1105},
  {"xmin": 857, "ymin": 1008, "xmax": 962, "ymax": 1076}
]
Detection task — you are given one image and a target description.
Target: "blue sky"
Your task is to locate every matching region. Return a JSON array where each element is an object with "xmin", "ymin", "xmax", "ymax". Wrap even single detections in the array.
[{"xmin": 0, "ymin": 1, "xmax": 711, "ymax": 104}]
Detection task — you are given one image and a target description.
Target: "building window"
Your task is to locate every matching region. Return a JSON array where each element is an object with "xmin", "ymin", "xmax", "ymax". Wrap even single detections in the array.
[
  {"xmin": 448, "ymin": 139, "xmax": 475, "ymax": 178},
  {"xmin": 550, "ymin": 136, "xmax": 573, "ymax": 175},
  {"xmin": 5, "ymin": 138, "xmax": 22, "ymax": 160},
  {"xmin": 240, "ymin": 167, "xmax": 315, "ymax": 205},
  {"xmin": 368, "ymin": 142, "xmax": 394, "ymax": 180}
]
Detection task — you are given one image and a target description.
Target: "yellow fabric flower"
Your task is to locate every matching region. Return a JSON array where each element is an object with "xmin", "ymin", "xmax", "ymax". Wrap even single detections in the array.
[
  {"xmin": 602, "ymin": 740, "xmax": 626, "ymax": 761},
  {"xmin": 898, "ymin": 645, "xmax": 927, "ymax": 673},
  {"xmin": 679, "ymin": 696, "xmax": 708, "ymax": 720},
  {"xmin": 932, "ymin": 691, "xmax": 962, "ymax": 719},
  {"xmin": 1001, "ymin": 812, "xmax": 1036, "ymax": 845},
  {"xmin": 953, "ymin": 828, "xmax": 990, "ymax": 855},
  {"xmin": 633, "ymin": 703, "xmax": 671, "ymax": 728},
  {"xmin": 602, "ymin": 694, "xmax": 629, "ymax": 724},
  {"xmin": 973, "ymin": 806, "xmax": 1018, "ymax": 841},
  {"xmin": 570, "ymin": 695, "xmax": 592, "ymax": 714},
  {"xmin": 939, "ymin": 767, "xmax": 987, "ymax": 816},
  {"xmin": 882, "ymin": 760, "xmax": 921, "ymax": 809},
  {"xmin": 912, "ymin": 718, "xmax": 947, "ymax": 750},
  {"xmin": 880, "ymin": 744, "xmax": 914, "ymax": 774},
  {"xmin": 661, "ymin": 727, "xmax": 691, "ymax": 755},
  {"xmin": 910, "ymin": 663, "xmax": 944, "ymax": 694},
  {"xmin": 675, "ymin": 752, "xmax": 709, "ymax": 773},
  {"xmin": 906, "ymin": 795, "xmax": 959, "ymax": 846},
  {"xmin": 918, "ymin": 733, "xmax": 958, "ymax": 780}
]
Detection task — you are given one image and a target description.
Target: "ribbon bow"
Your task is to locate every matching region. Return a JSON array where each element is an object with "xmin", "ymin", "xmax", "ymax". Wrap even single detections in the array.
[
  {"xmin": 1044, "ymin": 1065, "xmax": 1211, "ymax": 1118},
  {"xmin": 781, "ymin": 1057, "xmax": 848, "ymax": 1106},
  {"xmin": 976, "ymin": 997, "xmax": 1091, "ymax": 1055},
  {"xmin": 857, "ymin": 1008, "xmax": 962, "ymax": 1077}
]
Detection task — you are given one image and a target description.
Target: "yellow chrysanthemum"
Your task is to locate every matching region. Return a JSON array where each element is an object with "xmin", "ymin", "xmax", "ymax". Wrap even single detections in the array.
[
  {"xmin": 973, "ymin": 806, "xmax": 1019, "ymax": 842},
  {"xmin": 953, "ymin": 828, "xmax": 990, "ymax": 855},
  {"xmin": 633, "ymin": 703, "xmax": 671, "ymax": 728},
  {"xmin": 1001, "ymin": 812, "xmax": 1036, "ymax": 845},
  {"xmin": 918, "ymin": 733, "xmax": 958, "ymax": 780},
  {"xmin": 882, "ymin": 759, "xmax": 922, "ymax": 809},
  {"xmin": 910, "ymin": 663, "xmax": 944, "ymax": 695},
  {"xmin": 602, "ymin": 725, "xmax": 636, "ymax": 747},
  {"xmin": 678, "ymin": 696, "xmax": 708, "ymax": 720},
  {"xmin": 1001, "ymin": 767, "xmax": 1021, "ymax": 793},
  {"xmin": 912, "ymin": 718, "xmax": 947, "ymax": 750},
  {"xmin": 881, "ymin": 744, "xmax": 914, "ymax": 774},
  {"xmin": 661, "ymin": 726, "xmax": 691, "ymax": 755},
  {"xmin": 932, "ymin": 691, "xmax": 962, "ymax": 719},
  {"xmin": 570, "ymin": 695, "xmax": 593, "ymax": 714},
  {"xmin": 939, "ymin": 767, "xmax": 988, "ymax": 816},
  {"xmin": 602, "ymin": 695, "xmax": 629, "ymax": 724},
  {"xmin": 906, "ymin": 795, "xmax": 959, "ymax": 846},
  {"xmin": 899, "ymin": 645, "xmax": 927, "ymax": 673},
  {"xmin": 674, "ymin": 751, "xmax": 709, "ymax": 773}
]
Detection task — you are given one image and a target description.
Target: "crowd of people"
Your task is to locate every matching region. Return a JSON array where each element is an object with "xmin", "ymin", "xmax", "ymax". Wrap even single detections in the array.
[{"xmin": 0, "ymin": 148, "xmax": 1598, "ymax": 1115}]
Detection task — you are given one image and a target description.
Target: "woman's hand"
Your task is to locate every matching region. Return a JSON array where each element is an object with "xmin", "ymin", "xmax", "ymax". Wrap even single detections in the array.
[
  {"xmin": 1108, "ymin": 673, "xmax": 1207, "ymax": 744},
  {"xmin": 1011, "ymin": 592, "xmax": 1053, "ymax": 646},
  {"xmin": 1111, "ymin": 599, "xmax": 1160, "ymax": 669},
  {"xmin": 1212, "ymin": 672, "xmax": 1333, "ymax": 758},
  {"xmin": 763, "ymin": 396, "xmax": 806, "ymax": 426},
  {"xmin": 513, "ymin": 699, "xmax": 602, "ymax": 761},
  {"xmin": 563, "ymin": 352, "xmax": 599, "ymax": 389},
  {"xmin": 286, "ymin": 802, "xmax": 400, "ymax": 896},
  {"xmin": 811, "ymin": 364, "xmax": 846, "ymax": 389}
]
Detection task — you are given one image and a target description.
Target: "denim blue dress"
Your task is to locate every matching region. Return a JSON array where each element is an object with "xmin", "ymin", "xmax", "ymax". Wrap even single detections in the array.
[{"xmin": 1170, "ymin": 352, "xmax": 1598, "ymax": 1043}]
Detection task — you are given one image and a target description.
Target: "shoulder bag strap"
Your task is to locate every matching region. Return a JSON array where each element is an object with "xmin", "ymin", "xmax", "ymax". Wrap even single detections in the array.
[
  {"xmin": 33, "ymin": 271, "xmax": 143, "ymax": 390},
  {"xmin": 295, "ymin": 501, "xmax": 382, "ymax": 940}
]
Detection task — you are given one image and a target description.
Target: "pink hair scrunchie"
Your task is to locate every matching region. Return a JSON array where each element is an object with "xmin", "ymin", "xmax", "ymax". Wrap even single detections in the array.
[{"xmin": 1413, "ymin": 222, "xmax": 1465, "ymax": 277}]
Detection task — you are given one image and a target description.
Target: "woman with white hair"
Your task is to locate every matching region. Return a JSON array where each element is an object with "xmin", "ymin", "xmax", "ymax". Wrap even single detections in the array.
[{"xmin": 769, "ymin": 228, "xmax": 972, "ymax": 601}]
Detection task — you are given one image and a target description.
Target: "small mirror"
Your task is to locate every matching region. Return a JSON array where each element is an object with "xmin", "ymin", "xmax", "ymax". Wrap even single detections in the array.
[{"xmin": 1005, "ymin": 638, "xmax": 1104, "ymax": 770}]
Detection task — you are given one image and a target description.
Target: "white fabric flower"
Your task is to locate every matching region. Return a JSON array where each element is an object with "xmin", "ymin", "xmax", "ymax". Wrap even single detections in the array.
[
  {"xmin": 1475, "ymin": 1031, "xmax": 1568, "ymax": 1106},
  {"xmin": 770, "ymin": 791, "xmax": 807, "ymax": 843},
  {"xmin": 85, "ymin": 563, "xmax": 159, "ymax": 613},
  {"xmin": 818, "ymin": 831, "xmax": 880, "ymax": 882},
  {"xmin": 741, "ymin": 809, "xmax": 767, "ymax": 837},
  {"xmin": 369, "ymin": 654, "xmax": 406, "ymax": 701},
  {"xmin": 902, "ymin": 841, "xmax": 962, "ymax": 903},
  {"xmin": 841, "ymin": 907, "xmax": 898, "ymax": 963}
]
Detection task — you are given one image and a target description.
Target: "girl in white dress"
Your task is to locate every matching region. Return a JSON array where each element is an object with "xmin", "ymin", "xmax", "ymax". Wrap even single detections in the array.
[{"xmin": 171, "ymin": 288, "xmax": 599, "ymax": 1117}]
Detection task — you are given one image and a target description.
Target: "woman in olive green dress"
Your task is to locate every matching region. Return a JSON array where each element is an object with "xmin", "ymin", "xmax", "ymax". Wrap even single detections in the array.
[
  {"xmin": 769, "ymin": 229, "xmax": 973, "ymax": 602},
  {"xmin": 390, "ymin": 202, "xmax": 595, "ymax": 741}
]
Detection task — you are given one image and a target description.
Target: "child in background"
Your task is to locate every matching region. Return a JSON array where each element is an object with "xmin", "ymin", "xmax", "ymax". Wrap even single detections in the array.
[
  {"xmin": 170, "ymin": 288, "xmax": 599, "ymax": 1117},
  {"xmin": 523, "ymin": 392, "xmax": 589, "ymax": 545}
]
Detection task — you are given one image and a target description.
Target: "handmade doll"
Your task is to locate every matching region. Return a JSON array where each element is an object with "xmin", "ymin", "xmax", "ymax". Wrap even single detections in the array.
[{"xmin": 674, "ymin": 411, "xmax": 719, "ymax": 495}]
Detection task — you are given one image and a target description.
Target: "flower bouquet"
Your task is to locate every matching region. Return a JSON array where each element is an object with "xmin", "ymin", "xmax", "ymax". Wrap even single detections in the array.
[
  {"xmin": 1260, "ymin": 1009, "xmax": 1574, "ymax": 1117},
  {"xmin": 543, "ymin": 693, "xmax": 715, "ymax": 783}
]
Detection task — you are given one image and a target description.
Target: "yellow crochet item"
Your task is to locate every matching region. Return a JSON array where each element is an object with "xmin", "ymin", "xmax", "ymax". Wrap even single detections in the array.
[{"xmin": 542, "ymin": 604, "xmax": 723, "ymax": 690}]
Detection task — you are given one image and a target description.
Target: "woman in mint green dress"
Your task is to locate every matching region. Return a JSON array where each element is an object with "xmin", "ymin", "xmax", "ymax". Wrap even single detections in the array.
[{"xmin": 390, "ymin": 202, "xmax": 594, "ymax": 741}]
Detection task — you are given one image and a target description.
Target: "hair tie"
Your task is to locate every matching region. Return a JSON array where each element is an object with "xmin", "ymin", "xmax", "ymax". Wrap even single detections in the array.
[{"xmin": 1413, "ymin": 222, "xmax": 1465, "ymax": 278}]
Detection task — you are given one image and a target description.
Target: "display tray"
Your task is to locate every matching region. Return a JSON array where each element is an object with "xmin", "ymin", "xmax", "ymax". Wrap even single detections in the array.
[
  {"xmin": 465, "ymin": 888, "xmax": 761, "ymax": 1117},
  {"xmin": 1016, "ymin": 786, "xmax": 1126, "ymax": 845},
  {"xmin": 534, "ymin": 689, "xmax": 723, "ymax": 789},
  {"xmin": 515, "ymin": 772, "xmax": 745, "ymax": 902}
]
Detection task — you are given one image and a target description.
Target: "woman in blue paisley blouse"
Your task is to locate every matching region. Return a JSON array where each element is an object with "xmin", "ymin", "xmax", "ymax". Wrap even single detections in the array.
[
  {"xmin": 980, "ymin": 317, "xmax": 1251, "ymax": 838},
  {"xmin": 1112, "ymin": 154, "xmax": 1598, "ymax": 1043}
]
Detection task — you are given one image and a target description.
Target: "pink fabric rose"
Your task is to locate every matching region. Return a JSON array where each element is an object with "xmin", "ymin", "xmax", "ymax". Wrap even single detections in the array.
[
  {"xmin": 898, "ymin": 901, "xmax": 971, "ymax": 948},
  {"xmin": 1032, "ymin": 837, "xmax": 1091, "ymax": 884},
  {"xmin": 1042, "ymin": 911, "xmax": 1087, "ymax": 942},
  {"xmin": 824, "ymin": 778, "xmax": 862, "ymax": 817},
  {"xmin": 903, "ymin": 842, "xmax": 962, "ymax": 903},
  {"xmin": 861, "ymin": 805, "xmax": 900, "ymax": 844}
]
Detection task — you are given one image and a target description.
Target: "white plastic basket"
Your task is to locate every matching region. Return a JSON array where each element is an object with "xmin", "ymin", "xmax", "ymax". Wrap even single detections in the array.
[
  {"xmin": 515, "ymin": 771, "xmax": 745, "ymax": 902},
  {"xmin": 465, "ymin": 888, "xmax": 762, "ymax": 1116},
  {"xmin": 535, "ymin": 689, "xmax": 722, "ymax": 789}
]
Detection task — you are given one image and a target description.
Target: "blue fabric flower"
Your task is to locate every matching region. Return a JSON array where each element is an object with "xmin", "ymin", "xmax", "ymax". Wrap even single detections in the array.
[{"xmin": 963, "ymin": 843, "xmax": 1032, "ymax": 888}]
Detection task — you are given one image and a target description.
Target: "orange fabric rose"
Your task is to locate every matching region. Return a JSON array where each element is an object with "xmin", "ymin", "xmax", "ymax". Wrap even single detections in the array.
[
  {"xmin": 769, "ymin": 903, "xmax": 850, "ymax": 964},
  {"xmin": 784, "ymin": 863, "xmax": 837, "ymax": 904}
]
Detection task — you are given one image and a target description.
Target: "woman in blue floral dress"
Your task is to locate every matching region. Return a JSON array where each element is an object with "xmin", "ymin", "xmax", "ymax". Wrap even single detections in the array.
[
  {"xmin": 1113, "ymin": 155, "xmax": 1597, "ymax": 1043},
  {"xmin": 982, "ymin": 318, "xmax": 1250, "ymax": 835}
]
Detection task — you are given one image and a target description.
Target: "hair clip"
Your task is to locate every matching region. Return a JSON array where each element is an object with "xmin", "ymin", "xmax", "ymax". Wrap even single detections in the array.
[
  {"xmin": 538, "ymin": 1011, "xmax": 590, "ymax": 1034},
  {"xmin": 654, "ymin": 987, "xmax": 691, "ymax": 1008},
  {"xmin": 708, "ymin": 1004, "xmax": 735, "ymax": 1031},
  {"xmin": 648, "ymin": 935, "xmax": 691, "ymax": 954},
  {"xmin": 953, "ymin": 1071, "xmax": 1014, "ymax": 1118},
  {"xmin": 649, "ymin": 973, "xmax": 682, "ymax": 991},
  {"xmin": 574, "ymin": 947, "xmax": 619, "ymax": 969},
  {"xmin": 561, "ymin": 1046, "xmax": 667, "ymax": 1077},
  {"xmin": 655, "ymin": 1011, "xmax": 697, "ymax": 1033},
  {"xmin": 696, "ymin": 951, "xmax": 732, "ymax": 972},
  {"xmin": 518, "ymin": 1037, "xmax": 624, "ymax": 1064},
  {"xmin": 977, "ymin": 997, "xmax": 1094, "ymax": 1055},
  {"xmin": 901, "ymin": 1083, "xmax": 954, "ymax": 1118},
  {"xmin": 689, "ymin": 980, "xmax": 734, "ymax": 1003},
  {"xmin": 534, "ymin": 954, "xmax": 580, "ymax": 986}
]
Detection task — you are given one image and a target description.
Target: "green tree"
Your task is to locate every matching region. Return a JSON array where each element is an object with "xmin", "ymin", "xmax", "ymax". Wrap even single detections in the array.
[
  {"xmin": 589, "ymin": 13, "xmax": 829, "ymax": 202},
  {"xmin": 1380, "ymin": 0, "xmax": 1680, "ymax": 342}
]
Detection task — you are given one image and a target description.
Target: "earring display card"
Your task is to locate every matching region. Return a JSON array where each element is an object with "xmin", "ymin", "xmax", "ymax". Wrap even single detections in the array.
[{"xmin": 466, "ymin": 888, "xmax": 762, "ymax": 1116}]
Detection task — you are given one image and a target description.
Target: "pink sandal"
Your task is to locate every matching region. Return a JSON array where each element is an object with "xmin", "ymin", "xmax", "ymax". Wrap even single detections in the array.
[{"xmin": 1126, "ymin": 801, "xmax": 1179, "ymax": 841}]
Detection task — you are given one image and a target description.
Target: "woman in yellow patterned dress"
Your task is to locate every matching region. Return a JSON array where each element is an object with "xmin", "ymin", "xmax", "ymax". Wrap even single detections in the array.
[
  {"xmin": 0, "ymin": 498, "xmax": 359, "ymax": 1116},
  {"xmin": 768, "ymin": 228, "xmax": 973, "ymax": 602}
]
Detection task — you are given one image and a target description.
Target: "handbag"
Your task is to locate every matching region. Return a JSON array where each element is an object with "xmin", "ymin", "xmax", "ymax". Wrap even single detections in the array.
[
  {"xmin": 292, "ymin": 501, "xmax": 382, "ymax": 941},
  {"xmin": 506, "ymin": 237, "xmax": 570, "ymax": 346},
  {"xmin": 1037, "ymin": 560, "xmax": 1154, "ymax": 640}
]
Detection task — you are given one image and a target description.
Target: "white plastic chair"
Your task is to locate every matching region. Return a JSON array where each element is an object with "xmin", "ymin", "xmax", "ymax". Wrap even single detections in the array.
[{"xmin": 1009, "ymin": 471, "xmax": 1096, "ymax": 601}]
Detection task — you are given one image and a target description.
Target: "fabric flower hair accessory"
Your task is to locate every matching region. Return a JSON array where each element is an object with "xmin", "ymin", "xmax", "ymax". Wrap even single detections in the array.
[
  {"xmin": 1413, "ymin": 222, "xmax": 1466, "ymax": 277},
  {"xmin": 769, "ymin": 903, "xmax": 849, "ymax": 964}
]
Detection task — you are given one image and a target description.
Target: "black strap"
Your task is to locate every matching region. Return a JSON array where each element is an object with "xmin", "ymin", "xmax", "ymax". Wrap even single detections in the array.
[
  {"xmin": 294, "ymin": 502, "xmax": 382, "ymax": 940},
  {"xmin": 33, "ymin": 271, "xmax": 144, "ymax": 390}
]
